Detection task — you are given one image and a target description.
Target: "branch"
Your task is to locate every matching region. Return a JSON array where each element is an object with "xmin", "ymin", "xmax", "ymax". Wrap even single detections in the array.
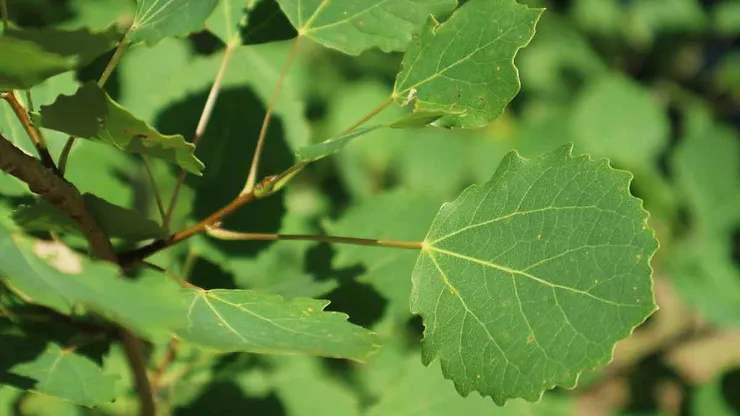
[
  {"xmin": 242, "ymin": 35, "xmax": 303, "ymax": 195},
  {"xmin": 0, "ymin": 132, "xmax": 116, "ymax": 260},
  {"xmin": 164, "ymin": 41, "xmax": 237, "ymax": 229},
  {"xmin": 1, "ymin": 92, "xmax": 57, "ymax": 170},
  {"xmin": 0, "ymin": 133, "xmax": 156, "ymax": 416}
]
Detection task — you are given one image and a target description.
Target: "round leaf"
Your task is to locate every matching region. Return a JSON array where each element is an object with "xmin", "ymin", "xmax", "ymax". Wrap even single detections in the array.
[{"xmin": 411, "ymin": 144, "xmax": 658, "ymax": 404}]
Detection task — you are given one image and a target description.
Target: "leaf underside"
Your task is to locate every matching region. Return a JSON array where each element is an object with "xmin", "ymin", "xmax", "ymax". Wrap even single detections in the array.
[
  {"xmin": 411, "ymin": 144, "xmax": 658, "ymax": 404},
  {"xmin": 34, "ymin": 82, "xmax": 204, "ymax": 175}
]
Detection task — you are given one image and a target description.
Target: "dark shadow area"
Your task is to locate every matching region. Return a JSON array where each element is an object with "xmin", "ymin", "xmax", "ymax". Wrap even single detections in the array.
[
  {"xmin": 156, "ymin": 87, "xmax": 292, "ymax": 260},
  {"xmin": 174, "ymin": 381, "xmax": 285, "ymax": 416}
]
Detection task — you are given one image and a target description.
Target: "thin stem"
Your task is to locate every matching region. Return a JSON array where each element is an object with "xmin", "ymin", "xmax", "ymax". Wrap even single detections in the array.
[
  {"xmin": 164, "ymin": 42, "xmax": 237, "ymax": 229},
  {"xmin": 207, "ymin": 229, "xmax": 424, "ymax": 250},
  {"xmin": 141, "ymin": 156, "xmax": 167, "ymax": 227},
  {"xmin": 1, "ymin": 91, "xmax": 56, "ymax": 170},
  {"xmin": 98, "ymin": 30, "xmax": 130, "ymax": 87},
  {"xmin": 0, "ymin": 0, "xmax": 7, "ymax": 31},
  {"xmin": 120, "ymin": 328, "xmax": 156, "ymax": 416},
  {"xmin": 338, "ymin": 95, "xmax": 394, "ymax": 136},
  {"xmin": 58, "ymin": 30, "xmax": 130, "ymax": 175},
  {"xmin": 242, "ymin": 35, "xmax": 303, "ymax": 195}
]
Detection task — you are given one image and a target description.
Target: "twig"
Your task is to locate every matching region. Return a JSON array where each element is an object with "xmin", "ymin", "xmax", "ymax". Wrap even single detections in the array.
[
  {"xmin": 141, "ymin": 156, "xmax": 167, "ymax": 227},
  {"xmin": 207, "ymin": 228, "xmax": 424, "ymax": 250},
  {"xmin": 58, "ymin": 30, "xmax": 130, "ymax": 175},
  {"xmin": 1, "ymin": 92, "xmax": 56, "ymax": 170},
  {"xmin": 120, "ymin": 328, "xmax": 156, "ymax": 416},
  {"xmin": 120, "ymin": 189, "xmax": 260, "ymax": 263},
  {"xmin": 151, "ymin": 338, "xmax": 180, "ymax": 401},
  {"xmin": 164, "ymin": 42, "xmax": 237, "ymax": 229},
  {"xmin": 0, "ymin": 0, "xmax": 8, "ymax": 31},
  {"xmin": 242, "ymin": 35, "xmax": 303, "ymax": 195},
  {"xmin": 0, "ymin": 132, "xmax": 156, "ymax": 416}
]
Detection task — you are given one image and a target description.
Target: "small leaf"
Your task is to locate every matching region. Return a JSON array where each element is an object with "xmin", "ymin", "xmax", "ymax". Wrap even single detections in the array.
[
  {"xmin": 411, "ymin": 145, "xmax": 658, "ymax": 404},
  {"xmin": 34, "ymin": 82, "xmax": 204, "ymax": 175},
  {"xmin": 129, "ymin": 0, "xmax": 219, "ymax": 46},
  {"xmin": 8, "ymin": 342, "xmax": 117, "ymax": 407},
  {"xmin": 393, "ymin": 0, "xmax": 542, "ymax": 128},
  {"xmin": 276, "ymin": 0, "xmax": 455, "ymax": 55},
  {"xmin": 295, "ymin": 126, "xmax": 382, "ymax": 162},
  {"xmin": 0, "ymin": 27, "xmax": 118, "ymax": 90},
  {"xmin": 176, "ymin": 288, "xmax": 380, "ymax": 362},
  {"xmin": 14, "ymin": 194, "xmax": 166, "ymax": 241},
  {"xmin": 0, "ymin": 227, "xmax": 187, "ymax": 338}
]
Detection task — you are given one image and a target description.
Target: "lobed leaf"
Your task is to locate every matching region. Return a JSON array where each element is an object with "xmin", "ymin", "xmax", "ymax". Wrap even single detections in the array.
[
  {"xmin": 411, "ymin": 144, "xmax": 658, "ymax": 404},
  {"xmin": 276, "ymin": 0, "xmax": 455, "ymax": 55},
  {"xmin": 176, "ymin": 288, "xmax": 380, "ymax": 362},
  {"xmin": 393, "ymin": 0, "xmax": 542, "ymax": 128},
  {"xmin": 6, "ymin": 342, "xmax": 117, "ymax": 407},
  {"xmin": 0, "ymin": 27, "xmax": 119, "ymax": 90},
  {"xmin": 0, "ymin": 226, "xmax": 187, "ymax": 338},
  {"xmin": 129, "ymin": 0, "xmax": 219, "ymax": 46},
  {"xmin": 34, "ymin": 82, "xmax": 204, "ymax": 175}
]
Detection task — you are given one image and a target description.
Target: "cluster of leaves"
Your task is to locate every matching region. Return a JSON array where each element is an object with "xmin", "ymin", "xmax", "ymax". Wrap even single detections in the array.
[{"xmin": 1, "ymin": 0, "xmax": 737, "ymax": 414}]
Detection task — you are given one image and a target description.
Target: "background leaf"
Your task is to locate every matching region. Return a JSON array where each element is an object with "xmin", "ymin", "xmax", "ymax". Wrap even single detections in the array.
[
  {"xmin": 7, "ymin": 342, "xmax": 117, "ymax": 408},
  {"xmin": 411, "ymin": 145, "xmax": 658, "ymax": 403},
  {"xmin": 0, "ymin": 27, "xmax": 118, "ymax": 89}
]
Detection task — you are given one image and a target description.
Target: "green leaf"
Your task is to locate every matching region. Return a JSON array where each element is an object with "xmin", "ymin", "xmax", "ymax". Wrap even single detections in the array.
[
  {"xmin": 393, "ymin": 0, "xmax": 542, "ymax": 128},
  {"xmin": 692, "ymin": 376, "xmax": 736, "ymax": 416},
  {"xmin": 176, "ymin": 288, "xmax": 380, "ymax": 361},
  {"xmin": 129, "ymin": 0, "xmax": 219, "ymax": 46},
  {"xmin": 0, "ymin": 227, "xmax": 187, "ymax": 338},
  {"xmin": 671, "ymin": 104, "xmax": 740, "ymax": 234},
  {"xmin": 366, "ymin": 354, "xmax": 573, "ymax": 415},
  {"xmin": 276, "ymin": 0, "xmax": 456, "ymax": 55},
  {"xmin": 295, "ymin": 125, "xmax": 383, "ymax": 162},
  {"xmin": 269, "ymin": 356, "xmax": 361, "ymax": 416},
  {"xmin": 411, "ymin": 145, "xmax": 658, "ymax": 404},
  {"xmin": 14, "ymin": 194, "xmax": 166, "ymax": 241},
  {"xmin": 571, "ymin": 74, "xmax": 668, "ymax": 169},
  {"xmin": 206, "ymin": 0, "xmax": 252, "ymax": 44},
  {"xmin": 670, "ymin": 234, "xmax": 740, "ymax": 327},
  {"xmin": 34, "ymin": 82, "xmax": 204, "ymax": 175},
  {"xmin": 8, "ymin": 342, "xmax": 117, "ymax": 407},
  {"xmin": 713, "ymin": 0, "xmax": 740, "ymax": 35},
  {"xmin": 0, "ymin": 27, "xmax": 119, "ymax": 90},
  {"xmin": 330, "ymin": 191, "xmax": 441, "ymax": 319}
]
